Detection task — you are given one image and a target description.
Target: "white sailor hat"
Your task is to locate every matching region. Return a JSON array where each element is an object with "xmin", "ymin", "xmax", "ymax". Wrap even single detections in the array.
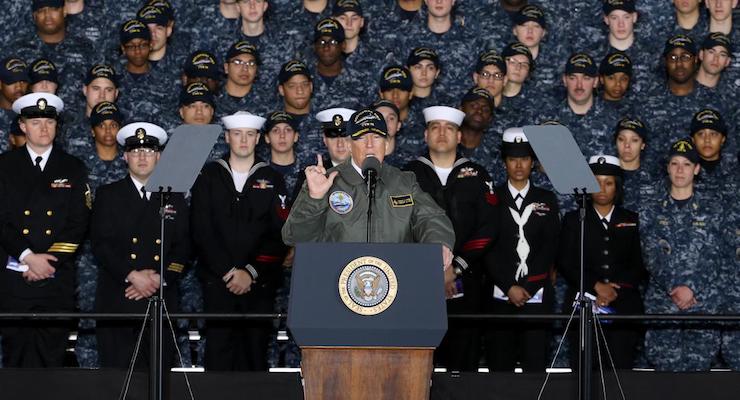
[
  {"xmin": 116, "ymin": 122, "xmax": 168, "ymax": 150},
  {"xmin": 12, "ymin": 93, "xmax": 64, "ymax": 117},
  {"xmin": 222, "ymin": 111, "xmax": 266, "ymax": 130},
  {"xmin": 316, "ymin": 107, "xmax": 356, "ymax": 137},
  {"xmin": 502, "ymin": 127, "xmax": 529, "ymax": 143},
  {"xmin": 316, "ymin": 107, "xmax": 356, "ymax": 124},
  {"xmin": 588, "ymin": 154, "xmax": 622, "ymax": 176},
  {"xmin": 422, "ymin": 105, "xmax": 465, "ymax": 126},
  {"xmin": 501, "ymin": 127, "xmax": 535, "ymax": 158}
]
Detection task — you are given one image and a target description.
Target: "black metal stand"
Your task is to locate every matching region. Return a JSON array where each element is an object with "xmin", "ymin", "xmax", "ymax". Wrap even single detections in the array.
[
  {"xmin": 365, "ymin": 171, "xmax": 376, "ymax": 243},
  {"xmin": 150, "ymin": 186, "xmax": 172, "ymax": 400},
  {"xmin": 575, "ymin": 188, "xmax": 593, "ymax": 400}
]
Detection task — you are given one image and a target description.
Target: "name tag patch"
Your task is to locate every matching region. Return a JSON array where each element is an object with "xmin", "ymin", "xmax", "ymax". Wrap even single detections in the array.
[
  {"xmin": 390, "ymin": 194, "xmax": 413, "ymax": 208},
  {"xmin": 50, "ymin": 178, "xmax": 71, "ymax": 189}
]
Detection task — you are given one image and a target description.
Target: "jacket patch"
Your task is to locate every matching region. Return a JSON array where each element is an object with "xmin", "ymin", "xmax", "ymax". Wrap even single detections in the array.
[
  {"xmin": 252, "ymin": 179, "xmax": 274, "ymax": 189},
  {"xmin": 329, "ymin": 191, "xmax": 353, "ymax": 214},
  {"xmin": 51, "ymin": 178, "xmax": 71, "ymax": 189},
  {"xmin": 456, "ymin": 167, "xmax": 478, "ymax": 178},
  {"xmin": 390, "ymin": 194, "xmax": 414, "ymax": 207}
]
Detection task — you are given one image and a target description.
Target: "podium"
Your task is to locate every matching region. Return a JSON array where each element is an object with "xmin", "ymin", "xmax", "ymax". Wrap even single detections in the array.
[{"xmin": 288, "ymin": 243, "xmax": 447, "ymax": 400}]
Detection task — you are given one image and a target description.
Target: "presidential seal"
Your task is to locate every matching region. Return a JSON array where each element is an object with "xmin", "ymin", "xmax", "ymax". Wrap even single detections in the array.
[{"xmin": 338, "ymin": 256, "xmax": 398, "ymax": 316}]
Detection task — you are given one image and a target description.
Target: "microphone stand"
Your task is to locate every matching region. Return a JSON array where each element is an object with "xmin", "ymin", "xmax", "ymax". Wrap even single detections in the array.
[{"xmin": 365, "ymin": 169, "xmax": 376, "ymax": 243}]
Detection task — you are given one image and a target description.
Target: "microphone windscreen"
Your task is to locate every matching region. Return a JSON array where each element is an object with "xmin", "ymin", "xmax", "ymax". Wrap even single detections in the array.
[{"xmin": 361, "ymin": 155, "xmax": 381, "ymax": 174}]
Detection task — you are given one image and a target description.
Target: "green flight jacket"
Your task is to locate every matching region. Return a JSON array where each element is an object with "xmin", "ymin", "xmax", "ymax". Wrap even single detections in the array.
[{"xmin": 282, "ymin": 160, "xmax": 455, "ymax": 249}]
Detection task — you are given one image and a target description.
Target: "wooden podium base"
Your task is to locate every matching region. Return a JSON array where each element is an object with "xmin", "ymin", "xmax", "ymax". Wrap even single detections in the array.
[{"xmin": 301, "ymin": 347, "xmax": 434, "ymax": 400}]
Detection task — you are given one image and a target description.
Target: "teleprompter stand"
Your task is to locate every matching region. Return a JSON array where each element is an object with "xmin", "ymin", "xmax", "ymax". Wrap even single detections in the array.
[
  {"xmin": 523, "ymin": 125, "xmax": 626, "ymax": 400},
  {"xmin": 117, "ymin": 124, "xmax": 220, "ymax": 400}
]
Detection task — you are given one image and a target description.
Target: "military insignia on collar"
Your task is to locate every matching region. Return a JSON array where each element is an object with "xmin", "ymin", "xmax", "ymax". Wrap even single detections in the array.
[
  {"xmin": 456, "ymin": 167, "xmax": 478, "ymax": 178},
  {"xmin": 37, "ymin": 98, "xmax": 47, "ymax": 110},
  {"xmin": 329, "ymin": 191, "xmax": 353, "ymax": 214},
  {"xmin": 390, "ymin": 194, "xmax": 413, "ymax": 208},
  {"xmin": 50, "ymin": 178, "xmax": 71, "ymax": 189},
  {"xmin": 136, "ymin": 128, "xmax": 146, "ymax": 140},
  {"xmin": 252, "ymin": 179, "xmax": 274, "ymax": 189}
]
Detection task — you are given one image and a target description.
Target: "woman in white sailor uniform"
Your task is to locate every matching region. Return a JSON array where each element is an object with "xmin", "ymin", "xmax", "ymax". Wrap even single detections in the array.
[{"xmin": 483, "ymin": 128, "xmax": 560, "ymax": 372}]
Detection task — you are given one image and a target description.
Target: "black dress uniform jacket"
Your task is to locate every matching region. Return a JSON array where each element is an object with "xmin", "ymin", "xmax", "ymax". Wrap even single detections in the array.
[
  {"xmin": 558, "ymin": 205, "xmax": 646, "ymax": 368},
  {"xmin": 0, "ymin": 145, "xmax": 89, "ymax": 367},
  {"xmin": 483, "ymin": 182, "xmax": 560, "ymax": 371},
  {"xmin": 91, "ymin": 176, "xmax": 190, "ymax": 313},
  {"xmin": 404, "ymin": 154, "xmax": 499, "ymax": 371},
  {"xmin": 486, "ymin": 184, "xmax": 560, "ymax": 296},
  {"xmin": 0, "ymin": 145, "xmax": 89, "ymax": 309},
  {"xmin": 404, "ymin": 154, "xmax": 498, "ymax": 276},
  {"xmin": 558, "ymin": 206, "xmax": 645, "ymax": 314},
  {"xmin": 190, "ymin": 157, "xmax": 289, "ymax": 371},
  {"xmin": 190, "ymin": 157, "xmax": 289, "ymax": 287}
]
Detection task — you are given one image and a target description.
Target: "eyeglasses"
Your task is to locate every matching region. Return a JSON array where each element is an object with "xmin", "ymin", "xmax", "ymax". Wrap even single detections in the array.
[
  {"xmin": 123, "ymin": 42, "xmax": 150, "ymax": 51},
  {"xmin": 129, "ymin": 147, "xmax": 158, "ymax": 156},
  {"xmin": 667, "ymin": 53, "xmax": 694, "ymax": 63},
  {"xmin": 506, "ymin": 57, "xmax": 531, "ymax": 70},
  {"xmin": 479, "ymin": 71, "xmax": 505, "ymax": 81},
  {"xmin": 229, "ymin": 59, "xmax": 257, "ymax": 69},
  {"xmin": 317, "ymin": 39, "xmax": 340, "ymax": 47}
]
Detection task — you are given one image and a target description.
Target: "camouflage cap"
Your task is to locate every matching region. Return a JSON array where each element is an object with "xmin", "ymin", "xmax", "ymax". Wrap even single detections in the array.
[
  {"xmin": 179, "ymin": 82, "xmax": 214, "ymax": 107},
  {"xmin": 348, "ymin": 108, "xmax": 388, "ymax": 139},
  {"xmin": 513, "ymin": 4, "xmax": 546, "ymax": 28},
  {"xmin": 664, "ymin": 34, "xmax": 696, "ymax": 56},
  {"xmin": 668, "ymin": 138, "xmax": 700, "ymax": 164},
  {"xmin": 29, "ymin": 58, "xmax": 58, "ymax": 85},
  {"xmin": 278, "ymin": 60, "xmax": 311, "ymax": 84},
  {"xmin": 599, "ymin": 51, "xmax": 632, "ymax": 76},
  {"xmin": 690, "ymin": 109, "xmax": 726, "ymax": 137},
  {"xmin": 379, "ymin": 65, "xmax": 412, "ymax": 92},
  {"xmin": 565, "ymin": 52, "xmax": 598, "ymax": 76},
  {"xmin": 89, "ymin": 101, "xmax": 124, "ymax": 127},
  {"xmin": 120, "ymin": 19, "xmax": 151, "ymax": 44},
  {"xmin": 603, "ymin": 0, "xmax": 635, "ymax": 14},
  {"xmin": 614, "ymin": 117, "xmax": 648, "ymax": 141},
  {"xmin": 314, "ymin": 18, "xmax": 345, "ymax": 43},
  {"xmin": 407, "ymin": 47, "xmax": 440, "ymax": 69},
  {"xmin": 0, "ymin": 57, "xmax": 29, "ymax": 84},
  {"xmin": 701, "ymin": 32, "xmax": 733, "ymax": 55}
]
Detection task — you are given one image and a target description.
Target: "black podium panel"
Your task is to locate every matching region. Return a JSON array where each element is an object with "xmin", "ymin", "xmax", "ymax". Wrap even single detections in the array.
[{"xmin": 287, "ymin": 242, "xmax": 447, "ymax": 347}]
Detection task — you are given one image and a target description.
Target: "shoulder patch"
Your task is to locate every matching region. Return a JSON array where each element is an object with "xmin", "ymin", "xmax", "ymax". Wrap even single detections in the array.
[
  {"xmin": 390, "ymin": 194, "xmax": 414, "ymax": 208},
  {"xmin": 329, "ymin": 191, "xmax": 353, "ymax": 214}
]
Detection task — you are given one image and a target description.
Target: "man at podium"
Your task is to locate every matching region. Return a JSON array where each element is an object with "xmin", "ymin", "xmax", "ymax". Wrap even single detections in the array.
[{"xmin": 282, "ymin": 108, "xmax": 456, "ymax": 279}]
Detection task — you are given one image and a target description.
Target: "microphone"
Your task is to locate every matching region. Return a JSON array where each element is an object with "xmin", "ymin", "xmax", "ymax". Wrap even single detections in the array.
[
  {"xmin": 361, "ymin": 155, "xmax": 381, "ymax": 198},
  {"xmin": 362, "ymin": 156, "xmax": 381, "ymax": 242}
]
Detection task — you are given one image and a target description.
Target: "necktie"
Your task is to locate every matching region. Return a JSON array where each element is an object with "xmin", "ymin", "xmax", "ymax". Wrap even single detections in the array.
[
  {"xmin": 34, "ymin": 156, "xmax": 43, "ymax": 172},
  {"xmin": 601, "ymin": 217, "xmax": 609, "ymax": 230},
  {"xmin": 141, "ymin": 186, "xmax": 148, "ymax": 201},
  {"xmin": 514, "ymin": 193, "xmax": 524, "ymax": 209}
]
